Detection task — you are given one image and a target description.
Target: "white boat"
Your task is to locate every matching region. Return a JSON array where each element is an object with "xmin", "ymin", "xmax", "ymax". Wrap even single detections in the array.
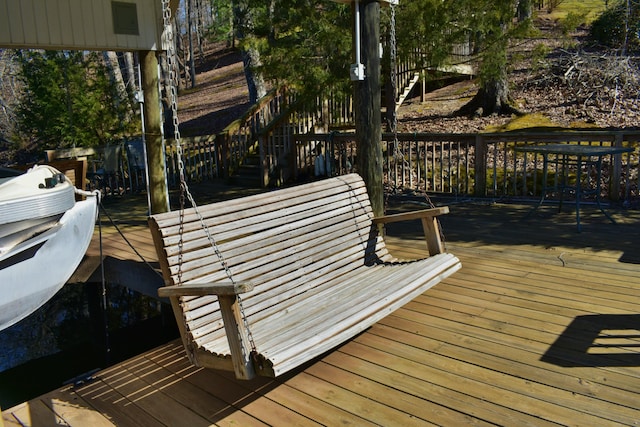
[{"xmin": 0, "ymin": 165, "xmax": 99, "ymax": 331}]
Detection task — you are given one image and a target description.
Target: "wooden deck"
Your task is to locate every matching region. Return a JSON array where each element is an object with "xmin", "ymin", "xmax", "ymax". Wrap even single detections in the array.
[{"xmin": 3, "ymin": 189, "xmax": 640, "ymax": 426}]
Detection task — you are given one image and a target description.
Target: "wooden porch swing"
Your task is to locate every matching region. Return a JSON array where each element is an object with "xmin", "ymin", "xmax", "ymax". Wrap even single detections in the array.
[
  {"xmin": 149, "ymin": 0, "xmax": 460, "ymax": 380},
  {"xmin": 150, "ymin": 174, "xmax": 461, "ymax": 379}
]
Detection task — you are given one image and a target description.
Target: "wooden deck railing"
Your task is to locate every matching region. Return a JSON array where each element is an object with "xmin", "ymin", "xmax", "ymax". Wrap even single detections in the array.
[
  {"xmin": 45, "ymin": 129, "xmax": 640, "ymax": 204},
  {"xmin": 292, "ymin": 131, "xmax": 640, "ymax": 202}
]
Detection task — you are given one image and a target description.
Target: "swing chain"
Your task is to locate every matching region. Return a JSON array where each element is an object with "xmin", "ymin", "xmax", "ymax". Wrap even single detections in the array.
[
  {"xmin": 161, "ymin": 0, "xmax": 258, "ymax": 356},
  {"xmin": 385, "ymin": 5, "xmax": 446, "ymax": 249}
]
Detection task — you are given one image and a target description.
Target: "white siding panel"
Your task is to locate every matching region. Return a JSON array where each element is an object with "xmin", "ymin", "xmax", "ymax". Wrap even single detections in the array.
[
  {"xmin": 0, "ymin": 0, "xmax": 163, "ymax": 51},
  {"xmin": 81, "ymin": 0, "xmax": 98, "ymax": 48},
  {"xmin": 0, "ymin": 1, "xmax": 12, "ymax": 44},
  {"xmin": 0, "ymin": 2, "xmax": 11, "ymax": 40},
  {"xmin": 6, "ymin": 0, "xmax": 24, "ymax": 44},
  {"xmin": 32, "ymin": 0, "xmax": 51, "ymax": 45},
  {"xmin": 58, "ymin": 0, "xmax": 74, "ymax": 47},
  {"xmin": 45, "ymin": 0, "xmax": 62, "ymax": 46},
  {"xmin": 20, "ymin": 0, "xmax": 38, "ymax": 45},
  {"xmin": 69, "ymin": 0, "xmax": 86, "ymax": 47},
  {"xmin": 95, "ymin": 0, "xmax": 112, "ymax": 49},
  {"xmin": 143, "ymin": 0, "xmax": 162, "ymax": 50}
]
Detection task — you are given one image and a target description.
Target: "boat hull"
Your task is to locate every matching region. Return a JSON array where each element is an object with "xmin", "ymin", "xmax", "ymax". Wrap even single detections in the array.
[{"xmin": 0, "ymin": 197, "xmax": 98, "ymax": 331}]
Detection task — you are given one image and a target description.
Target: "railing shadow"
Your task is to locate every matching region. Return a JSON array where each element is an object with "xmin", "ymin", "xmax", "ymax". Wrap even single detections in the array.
[{"xmin": 541, "ymin": 314, "xmax": 640, "ymax": 367}]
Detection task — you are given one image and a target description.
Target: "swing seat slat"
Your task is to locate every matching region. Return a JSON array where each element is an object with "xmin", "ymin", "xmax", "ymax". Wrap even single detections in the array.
[{"xmin": 149, "ymin": 173, "xmax": 461, "ymax": 380}]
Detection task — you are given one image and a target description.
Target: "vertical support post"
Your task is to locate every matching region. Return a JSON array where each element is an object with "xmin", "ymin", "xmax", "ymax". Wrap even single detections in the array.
[
  {"xmin": 218, "ymin": 295, "xmax": 257, "ymax": 380},
  {"xmin": 610, "ymin": 133, "xmax": 623, "ymax": 202},
  {"xmin": 140, "ymin": 50, "xmax": 170, "ymax": 214},
  {"xmin": 421, "ymin": 216, "xmax": 445, "ymax": 255},
  {"xmin": 474, "ymin": 134, "xmax": 487, "ymax": 197},
  {"xmin": 259, "ymin": 134, "xmax": 268, "ymax": 187},
  {"xmin": 354, "ymin": 0, "xmax": 384, "ymax": 216}
]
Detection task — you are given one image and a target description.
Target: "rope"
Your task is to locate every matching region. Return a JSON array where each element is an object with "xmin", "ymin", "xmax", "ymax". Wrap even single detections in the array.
[
  {"xmin": 98, "ymin": 202, "xmax": 164, "ymax": 279},
  {"xmin": 97, "ymin": 203, "xmax": 111, "ymax": 365}
]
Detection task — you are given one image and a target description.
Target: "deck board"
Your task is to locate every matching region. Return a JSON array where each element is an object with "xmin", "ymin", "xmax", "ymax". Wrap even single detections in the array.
[{"xmin": 3, "ymin": 194, "xmax": 640, "ymax": 426}]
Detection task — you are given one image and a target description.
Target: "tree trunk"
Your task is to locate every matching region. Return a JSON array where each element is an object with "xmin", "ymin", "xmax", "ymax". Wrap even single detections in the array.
[
  {"xmin": 458, "ymin": 9, "xmax": 520, "ymax": 118},
  {"xmin": 120, "ymin": 52, "xmax": 137, "ymax": 96},
  {"xmin": 459, "ymin": 72, "xmax": 516, "ymax": 117},
  {"xmin": 187, "ymin": 0, "xmax": 196, "ymax": 87},
  {"xmin": 103, "ymin": 51, "xmax": 134, "ymax": 120},
  {"xmin": 517, "ymin": 0, "xmax": 532, "ymax": 22},
  {"xmin": 232, "ymin": 0, "xmax": 267, "ymax": 103}
]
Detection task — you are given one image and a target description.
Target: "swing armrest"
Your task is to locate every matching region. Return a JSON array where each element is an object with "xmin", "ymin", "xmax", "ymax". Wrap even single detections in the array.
[
  {"xmin": 372, "ymin": 206, "xmax": 449, "ymax": 224},
  {"xmin": 158, "ymin": 282, "xmax": 254, "ymax": 298},
  {"xmin": 373, "ymin": 206, "xmax": 450, "ymax": 256}
]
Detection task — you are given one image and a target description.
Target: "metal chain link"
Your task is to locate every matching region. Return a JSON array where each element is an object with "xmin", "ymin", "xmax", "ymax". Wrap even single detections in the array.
[
  {"xmin": 390, "ymin": 4, "xmax": 398, "ymax": 139},
  {"xmin": 386, "ymin": 4, "xmax": 446, "ymax": 249},
  {"xmin": 161, "ymin": 0, "xmax": 257, "ymax": 355}
]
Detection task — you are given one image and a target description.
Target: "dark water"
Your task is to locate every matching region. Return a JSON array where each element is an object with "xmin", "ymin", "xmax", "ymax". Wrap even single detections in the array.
[{"xmin": 0, "ymin": 280, "xmax": 178, "ymax": 409}]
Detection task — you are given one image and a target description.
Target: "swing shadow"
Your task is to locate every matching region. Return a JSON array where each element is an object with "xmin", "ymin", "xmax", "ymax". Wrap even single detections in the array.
[{"xmin": 541, "ymin": 314, "xmax": 640, "ymax": 367}]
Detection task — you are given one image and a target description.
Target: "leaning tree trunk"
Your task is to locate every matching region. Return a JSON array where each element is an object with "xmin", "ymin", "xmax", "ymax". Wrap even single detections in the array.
[{"xmin": 232, "ymin": 0, "xmax": 267, "ymax": 103}]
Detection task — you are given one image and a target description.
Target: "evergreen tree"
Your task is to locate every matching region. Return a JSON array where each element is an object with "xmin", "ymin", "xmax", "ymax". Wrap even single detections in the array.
[
  {"xmin": 15, "ymin": 50, "xmax": 138, "ymax": 149},
  {"xmin": 249, "ymin": 0, "xmax": 352, "ymax": 103},
  {"xmin": 233, "ymin": 0, "xmax": 268, "ymax": 103}
]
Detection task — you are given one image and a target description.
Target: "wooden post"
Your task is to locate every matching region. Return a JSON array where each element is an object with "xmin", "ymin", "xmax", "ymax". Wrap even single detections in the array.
[
  {"xmin": 354, "ymin": 0, "xmax": 384, "ymax": 217},
  {"xmin": 474, "ymin": 134, "xmax": 488, "ymax": 197},
  {"xmin": 140, "ymin": 50, "xmax": 170, "ymax": 214},
  {"xmin": 610, "ymin": 133, "xmax": 623, "ymax": 202},
  {"xmin": 218, "ymin": 295, "xmax": 257, "ymax": 380}
]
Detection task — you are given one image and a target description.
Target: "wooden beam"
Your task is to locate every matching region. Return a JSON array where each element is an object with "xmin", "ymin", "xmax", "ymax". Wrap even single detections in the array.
[
  {"xmin": 158, "ymin": 282, "xmax": 255, "ymax": 297},
  {"xmin": 354, "ymin": 0, "xmax": 384, "ymax": 217},
  {"xmin": 218, "ymin": 295, "xmax": 257, "ymax": 380},
  {"xmin": 140, "ymin": 50, "xmax": 170, "ymax": 214}
]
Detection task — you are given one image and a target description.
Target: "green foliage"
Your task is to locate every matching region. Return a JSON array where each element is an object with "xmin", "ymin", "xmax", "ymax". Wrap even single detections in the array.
[
  {"xmin": 206, "ymin": 0, "xmax": 234, "ymax": 43},
  {"xmin": 15, "ymin": 50, "xmax": 138, "ymax": 149},
  {"xmin": 531, "ymin": 43, "xmax": 551, "ymax": 72},
  {"xmin": 560, "ymin": 11, "xmax": 588, "ymax": 35},
  {"xmin": 395, "ymin": 0, "xmax": 468, "ymax": 70},
  {"xmin": 588, "ymin": 0, "xmax": 640, "ymax": 52},
  {"xmin": 251, "ymin": 0, "xmax": 353, "ymax": 102}
]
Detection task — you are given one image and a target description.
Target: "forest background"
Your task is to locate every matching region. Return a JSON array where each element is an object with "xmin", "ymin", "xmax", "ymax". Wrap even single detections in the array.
[{"xmin": 0, "ymin": 0, "xmax": 638, "ymax": 167}]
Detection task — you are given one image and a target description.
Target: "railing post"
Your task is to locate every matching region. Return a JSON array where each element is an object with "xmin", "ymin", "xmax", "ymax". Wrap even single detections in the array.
[
  {"xmin": 474, "ymin": 134, "xmax": 487, "ymax": 197},
  {"xmin": 610, "ymin": 133, "xmax": 623, "ymax": 202},
  {"xmin": 215, "ymin": 132, "xmax": 229, "ymax": 179},
  {"xmin": 259, "ymin": 134, "xmax": 268, "ymax": 187}
]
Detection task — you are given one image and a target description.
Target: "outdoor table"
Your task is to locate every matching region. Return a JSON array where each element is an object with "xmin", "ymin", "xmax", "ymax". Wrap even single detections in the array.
[{"xmin": 514, "ymin": 143, "xmax": 633, "ymax": 232}]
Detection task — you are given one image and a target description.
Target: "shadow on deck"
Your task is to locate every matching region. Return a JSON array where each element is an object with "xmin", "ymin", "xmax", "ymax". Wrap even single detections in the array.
[{"xmin": 3, "ymin": 181, "xmax": 640, "ymax": 426}]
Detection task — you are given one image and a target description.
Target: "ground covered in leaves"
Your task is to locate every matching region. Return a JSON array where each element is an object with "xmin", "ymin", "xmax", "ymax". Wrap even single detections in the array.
[
  {"xmin": 181, "ymin": 19, "xmax": 640, "ymax": 139},
  {"xmin": 398, "ymin": 21, "xmax": 640, "ymax": 134}
]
